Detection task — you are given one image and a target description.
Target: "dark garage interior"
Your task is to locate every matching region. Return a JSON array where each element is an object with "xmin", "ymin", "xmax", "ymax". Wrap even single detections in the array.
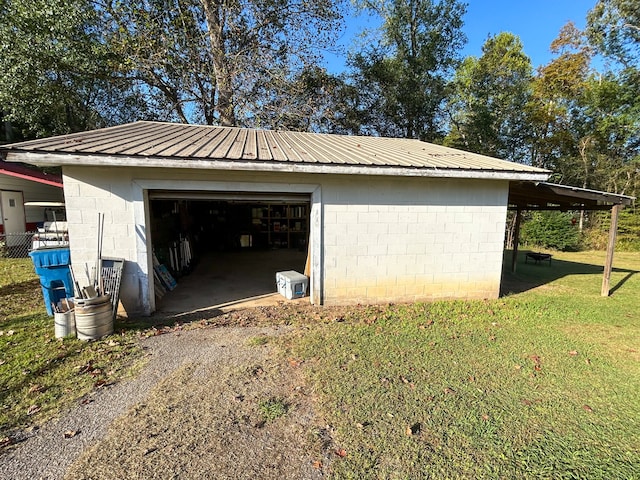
[{"xmin": 148, "ymin": 192, "xmax": 311, "ymax": 314}]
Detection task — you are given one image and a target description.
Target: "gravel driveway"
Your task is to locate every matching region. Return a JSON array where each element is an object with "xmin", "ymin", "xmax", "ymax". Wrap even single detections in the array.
[{"xmin": 0, "ymin": 324, "xmax": 333, "ymax": 479}]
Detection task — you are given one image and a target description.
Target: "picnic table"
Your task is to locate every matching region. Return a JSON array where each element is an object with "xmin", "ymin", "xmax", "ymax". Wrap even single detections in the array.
[{"xmin": 525, "ymin": 252, "xmax": 553, "ymax": 266}]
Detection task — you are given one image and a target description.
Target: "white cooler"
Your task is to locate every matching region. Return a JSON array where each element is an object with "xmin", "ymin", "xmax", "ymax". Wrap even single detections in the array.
[{"xmin": 276, "ymin": 270, "xmax": 308, "ymax": 300}]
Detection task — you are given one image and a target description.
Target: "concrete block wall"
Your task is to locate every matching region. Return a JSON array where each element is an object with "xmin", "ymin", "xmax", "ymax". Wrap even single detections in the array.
[
  {"xmin": 63, "ymin": 165, "xmax": 510, "ymax": 314},
  {"xmin": 62, "ymin": 166, "xmax": 142, "ymax": 312},
  {"xmin": 321, "ymin": 176, "xmax": 509, "ymax": 304}
]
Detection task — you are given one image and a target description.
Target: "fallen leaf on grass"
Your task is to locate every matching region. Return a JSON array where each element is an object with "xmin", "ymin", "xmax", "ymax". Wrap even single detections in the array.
[
  {"xmin": 27, "ymin": 405, "xmax": 40, "ymax": 415},
  {"xmin": 288, "ymin": 358, "xmax": 301, "ymax": 367},
  {"xmin": 63, "ymin": 430, "xmax": 79, "ymax": 439},
  {"xmin": 443, "ymin": 387, "xmax": 456, "ymax": 395},
  {"xmin": 335, "ymin": 448, "xmax": 347, "ymax": 457},
  {"xmin": 583, "ymin": 405, "xmax": 593, "ymax": 413},
  {"xmin": 312, "ymin": 460, "xmax": 322, "ymax": 469},
  {"xmin": 514, "ymin": 365, "xmax": 522, "ymax": 370}
]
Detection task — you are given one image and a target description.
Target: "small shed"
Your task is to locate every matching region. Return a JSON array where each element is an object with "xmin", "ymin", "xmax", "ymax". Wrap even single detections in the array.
[{"xmin": 2, "ymin": 121, "xmax": 623, "ymax": 315}]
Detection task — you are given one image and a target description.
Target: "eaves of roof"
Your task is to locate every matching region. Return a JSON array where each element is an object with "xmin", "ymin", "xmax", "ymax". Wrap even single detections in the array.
[{"xmin": 1, "ymin": 121, "xmax": 551, "ymax": 182}]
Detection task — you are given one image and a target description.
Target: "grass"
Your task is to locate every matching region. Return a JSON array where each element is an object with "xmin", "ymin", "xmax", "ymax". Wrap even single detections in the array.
[
  {"xmin": 0, "ymin": 258, "xmax": 144, "ymax": 447},
  {"xmin": 258, "ymin": 397, "xmax": 289, "ymax": 422},
  {"xmin": 292, "ymin": 251, "xmax": 640, "ymax": 478},
  {"xmin": 2, "ymin": 251, "xmax": 639, "ymax": 477}
]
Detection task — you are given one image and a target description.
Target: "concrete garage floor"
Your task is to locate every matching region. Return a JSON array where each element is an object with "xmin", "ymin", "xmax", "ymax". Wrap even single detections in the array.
[{"xmin": 155, "ymin": 248, "xmax": 309, "ymax": 316}]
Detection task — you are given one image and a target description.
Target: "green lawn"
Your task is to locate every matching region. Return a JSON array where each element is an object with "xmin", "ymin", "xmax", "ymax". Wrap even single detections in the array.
[
  {"xmin": 293, "ymin": 251, "xmax": 640, "ymax": 478},
  {"xmin": 2, "ymin": 252, "xmax": 639, "ymax": 477},
  {"xmin": 0, "ymin": 259, "xmax": 143, "ymax": 447}
]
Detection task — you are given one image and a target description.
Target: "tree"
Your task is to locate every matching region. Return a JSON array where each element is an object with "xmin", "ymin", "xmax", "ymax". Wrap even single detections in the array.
[
  {"xmin": 527, "ymin": 22, "xmax": 639, "ymax": 196},
  {"xmin": 101, "ymin": 0, "xmax": 346, "ymax": 128},
  {"xmin": 0, "ymin": 0, "xmax": 148, "ymax": 140},
  {"xmin": 587, "ymin": 0, "xmax": 640, "ymax": 67},
  {"xmin": 520, "ymin": 211, "xmax": 581, "ymax": 251},
  {"xmin": 445, "ymin": 32, "xmax": 533, "ymax": 162},
  {"xmin": 343, "ymin": 0, "xmax": 467, "ymax": 141},
  {"xmin": 526, "ymin": 23, "xmax": 594, "ymax": 176}
]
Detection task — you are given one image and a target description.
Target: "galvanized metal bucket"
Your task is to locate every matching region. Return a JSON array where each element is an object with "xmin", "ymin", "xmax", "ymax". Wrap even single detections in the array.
[{"xmin": 75, "ymin": 294, "xmax": 113, "ymax": 340}]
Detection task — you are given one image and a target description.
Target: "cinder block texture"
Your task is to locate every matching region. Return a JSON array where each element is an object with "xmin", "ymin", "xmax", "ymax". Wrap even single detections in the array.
[
  {"xmin": 63, "ymin": 166, "xmax": 509, "ymax": 314},
  {"xmin": 321, "ymin": 176, "xmax": 509, "ymax": 304}
]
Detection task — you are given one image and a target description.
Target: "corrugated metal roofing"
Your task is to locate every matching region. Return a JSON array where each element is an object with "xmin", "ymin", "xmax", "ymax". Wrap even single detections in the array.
[{"xmin": 2, "ymin": 121, "xmax": 548, "ymax": 175}]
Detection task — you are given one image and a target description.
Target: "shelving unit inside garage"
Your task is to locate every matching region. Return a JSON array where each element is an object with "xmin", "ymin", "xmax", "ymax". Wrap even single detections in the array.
[{"xmin": 251, "ymin": 203, "xmax": 308, "ymax": 250}]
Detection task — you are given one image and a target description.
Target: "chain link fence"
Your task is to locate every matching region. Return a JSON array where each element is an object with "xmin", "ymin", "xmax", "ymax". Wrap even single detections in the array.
[{"xmin": 0, "ymin": 232, "xmax": 36, "ymax": 258}]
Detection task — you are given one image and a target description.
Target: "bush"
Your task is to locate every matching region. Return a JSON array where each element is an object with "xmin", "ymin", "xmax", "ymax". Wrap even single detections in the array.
[
  {"xmin": 520, "ymin": 211, "xmax": 581, "ymax": 251},
  {"xmin": 582, "ymin": 207, "xmax": 640, "ymax": 252}
]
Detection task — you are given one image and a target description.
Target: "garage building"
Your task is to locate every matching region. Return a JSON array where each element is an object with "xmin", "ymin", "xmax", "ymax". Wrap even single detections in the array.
[{"xmin": 2, "ymin": 121, "xmax": 550, "ymax": 316}]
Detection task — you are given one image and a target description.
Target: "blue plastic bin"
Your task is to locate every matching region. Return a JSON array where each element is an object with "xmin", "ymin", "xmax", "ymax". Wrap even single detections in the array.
[{"xmin": 29, "ymin": 248, "xmax": 74, "ymax": 316}]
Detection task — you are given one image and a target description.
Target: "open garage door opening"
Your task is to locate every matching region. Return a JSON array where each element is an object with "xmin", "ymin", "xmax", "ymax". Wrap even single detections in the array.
[{"xmin": 148, "ymin": 191, "xmax": 311, "ymax": 315}]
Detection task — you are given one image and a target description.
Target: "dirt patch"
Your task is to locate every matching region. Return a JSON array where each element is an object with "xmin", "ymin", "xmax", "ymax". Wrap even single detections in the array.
[{"xmin": 62, "ymin": 325, "xmax": 334, "ymax": 479}]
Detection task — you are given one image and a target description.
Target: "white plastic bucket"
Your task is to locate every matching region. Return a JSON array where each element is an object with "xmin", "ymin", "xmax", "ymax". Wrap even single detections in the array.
[{"xmin": 54, "ymin": 310, "xmax": 76, "ymax": 338}]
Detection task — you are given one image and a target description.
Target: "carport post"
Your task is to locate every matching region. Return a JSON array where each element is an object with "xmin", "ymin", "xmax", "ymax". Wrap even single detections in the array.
[
  {"xmin": 601, "ymin": 204, "xmax": 621, "ymax": 297},
  {"xmin": 511, "ymin": 208, "xmax": 522, "ymax": 273}
]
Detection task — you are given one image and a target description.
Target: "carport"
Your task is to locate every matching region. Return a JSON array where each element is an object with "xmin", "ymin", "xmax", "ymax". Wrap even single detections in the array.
[{"xmin": 508, "ymin": 181, "xmax": 635, "ymax": 296}]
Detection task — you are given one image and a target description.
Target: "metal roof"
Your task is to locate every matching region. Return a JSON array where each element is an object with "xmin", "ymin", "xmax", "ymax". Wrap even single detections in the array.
[
  {"xmin": 2, "ymin": 121, "xmax": 549, "ymax": 180},
  {"xmin": 509, "ymin": 181, "xmax": 635, "ymax": 210}
]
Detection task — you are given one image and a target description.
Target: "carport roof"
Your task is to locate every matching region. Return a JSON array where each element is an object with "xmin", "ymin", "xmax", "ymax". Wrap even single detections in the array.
[
  {"xmin": 1, "ymin": 121, "xmax": 549, "ymax": 181},
  {"xmin": 509, "ymin": 181, "xmax": 635, "ymax": 210}
]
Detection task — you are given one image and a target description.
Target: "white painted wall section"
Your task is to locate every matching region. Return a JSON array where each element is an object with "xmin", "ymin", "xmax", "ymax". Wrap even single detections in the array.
[
  {"xmin": 321, "ymin": 176, "xmax": 509, "ymax": 304},
  {"xmin": 63, "ymin": 166, "xmax": 509, "ymax": 315}
]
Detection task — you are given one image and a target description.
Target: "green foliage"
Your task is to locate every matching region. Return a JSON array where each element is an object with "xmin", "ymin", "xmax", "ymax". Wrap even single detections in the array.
[
  {"xmin": 258, "ymin": 397, "xmax": 288, "ymax": 422},
  {"xmin": 0, "ymin": 0, "xmax": 148, "ymax": 140},
  {"xmin": 445, "ymin": 32, "xmax": 533, "ymax": 162},
  {"xmin": 587, "ymin": 0, "xmax": 640, "ymax": 67},
  {"xmin": 104, "ymin": 0, "xmax": 346, "ymax": 128},
  {"xmin": 343, "ymin": 0, "xmax": 467, "ymax": 141},
  {"xmin": 520, "ymin": 211, "xmax": 581, "ymax": 251},
  {"xmin": 583, "ymin": 208, "xmax": 640, "ymax": 251}
]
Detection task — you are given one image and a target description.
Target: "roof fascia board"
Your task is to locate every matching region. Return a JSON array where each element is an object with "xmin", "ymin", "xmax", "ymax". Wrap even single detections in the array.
[
  {"xmin": 5, "ymin": 151, "xmax": 550, "ymax": 182},
  {"xmin": 542, "ymin": 183, "xmax": 635, "ymax": 205}
]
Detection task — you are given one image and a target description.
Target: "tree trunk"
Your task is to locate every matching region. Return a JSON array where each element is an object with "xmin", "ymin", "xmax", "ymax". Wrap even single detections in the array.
[{"xmin": 200, "ymin": 0, "xmax": 237, "ymax": 126}]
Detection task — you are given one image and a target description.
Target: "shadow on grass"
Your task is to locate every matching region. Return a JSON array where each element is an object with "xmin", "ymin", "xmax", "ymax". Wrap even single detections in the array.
[
  {"xmin": 0, "ymin": 313, "xmax": 88, "ymax": 410},
  {"xmin": 500, "ymin": 250, "xmax": 638, "ymax": 296},
  {"xmin": 0, "ymin": 278, "xmax": 40, "ymax": 297}
]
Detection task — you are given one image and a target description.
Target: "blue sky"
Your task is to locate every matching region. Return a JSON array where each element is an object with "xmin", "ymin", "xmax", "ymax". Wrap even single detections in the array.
[{"xmin": 324, "ymin": 0, "xmax": 597, "ymax": 73}]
